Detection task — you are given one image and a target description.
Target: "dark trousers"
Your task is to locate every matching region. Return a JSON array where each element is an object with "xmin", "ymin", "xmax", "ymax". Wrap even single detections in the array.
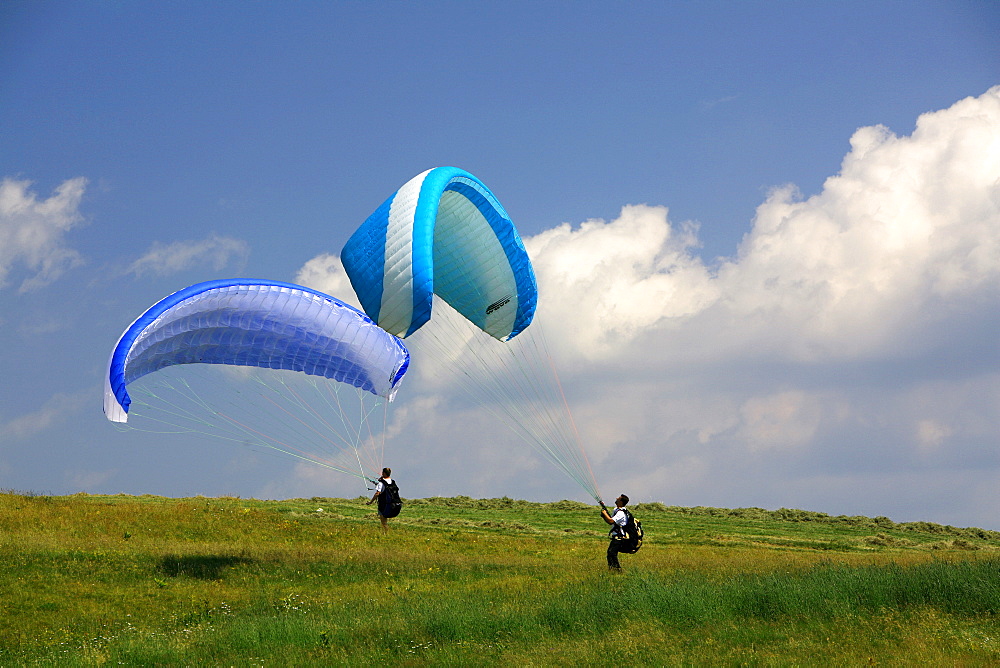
[{"xmin": 607, "ymin": 540, "xmax": 623, "ymax": 570}]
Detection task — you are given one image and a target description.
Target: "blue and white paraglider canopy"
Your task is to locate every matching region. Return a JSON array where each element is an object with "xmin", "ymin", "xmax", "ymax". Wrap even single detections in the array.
[
  {"xmin": 104, "ymin": 278, "xmax": 409, "ymax": 423},
  {"xmin": 340, "ymin": 166, "xmax": 537, "ymax": 341}
]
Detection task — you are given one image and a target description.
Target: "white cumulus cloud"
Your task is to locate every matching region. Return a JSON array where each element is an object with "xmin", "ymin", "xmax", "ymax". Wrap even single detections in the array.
[
  {"xmin": 526, "ymin": 205, "xmax": 719, "ymax": 359},
  {"xmin": 0, "ymin": 177, "xmax": 87, "ymax": 292},
  {"xmin": 294, "ymin": 253, "xmax": 361, "ymax": 308},
  {"xmin": 716, "ymin": 87, "xmax": 1000, "ymax": 360},
  {"xmin": 127, "ymin": 234, "xmax": 250, "ymax": 277},
  {"xmin": 0, "ymin": 390, "xmax": 89, "ymax": 442}
]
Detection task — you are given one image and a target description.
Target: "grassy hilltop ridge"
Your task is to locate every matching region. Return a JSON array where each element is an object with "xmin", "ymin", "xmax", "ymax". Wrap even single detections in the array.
[{"xmin": 3, "ymin": 491, "xmax": 1000, "ymax": 665}]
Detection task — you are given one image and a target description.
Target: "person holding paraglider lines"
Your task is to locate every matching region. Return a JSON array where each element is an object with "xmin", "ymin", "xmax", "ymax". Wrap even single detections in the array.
[
  {"xmin": 601, "ymin": 494, "xmax": 642, "ymax": 571},
  {"xmin": 367, "ymin": 467, "xmax": 401, "ymax": 533}
]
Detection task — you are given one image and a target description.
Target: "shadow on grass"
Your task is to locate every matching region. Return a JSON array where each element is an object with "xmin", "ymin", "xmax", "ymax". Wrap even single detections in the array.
[{"xmin": 159, "ymin": 554, "xmax": 254, "ymax": 580}]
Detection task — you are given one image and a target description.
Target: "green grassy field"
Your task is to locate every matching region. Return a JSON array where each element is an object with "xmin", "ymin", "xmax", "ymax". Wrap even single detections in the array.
[{"xmin": 2, "ymin": 491, "xmax": 1000, "ymax": 666}]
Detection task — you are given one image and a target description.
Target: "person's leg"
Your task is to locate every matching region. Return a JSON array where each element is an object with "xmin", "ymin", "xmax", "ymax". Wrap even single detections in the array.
[{"xmin": 607, "ymin": 540, "xmax": 622, "ymax": 570}]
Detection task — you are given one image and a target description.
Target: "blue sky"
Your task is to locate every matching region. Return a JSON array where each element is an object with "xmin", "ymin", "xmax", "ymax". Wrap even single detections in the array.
[{"xmin": 2, "ymin": 2, "xmax": 999, "ymax": 527}]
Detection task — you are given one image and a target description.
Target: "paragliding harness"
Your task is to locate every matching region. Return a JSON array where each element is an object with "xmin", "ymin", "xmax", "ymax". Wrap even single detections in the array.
[
  {"xmin": 373, "ymin": 478, "xmax": 402, "ymax": 519},
  {"xmin": 608, "ymin": 506, "xmax": 643, "ymax": 554}
]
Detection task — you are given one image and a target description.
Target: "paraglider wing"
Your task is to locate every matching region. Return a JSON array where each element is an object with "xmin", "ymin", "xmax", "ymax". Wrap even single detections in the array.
[
  {"xmin": 104, "ymin": 279, "xmax": 409, "ymax": 423},
  {"xmin": 340, "ymin": 167, "xmax": 603, "ymax": 504},
  {"xmin": 340, "ymin": 167, "xmax": 537, "ymax": 340}
]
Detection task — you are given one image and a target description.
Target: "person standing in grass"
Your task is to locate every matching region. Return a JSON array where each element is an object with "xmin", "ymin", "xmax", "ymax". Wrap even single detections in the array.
[
  {"xmin": 601, "ymin": 494, "xmax": 631, "ymax": 571},
  {"xmin": 366, "ymin": 467, "xmax": 400, "ymax": 533}
]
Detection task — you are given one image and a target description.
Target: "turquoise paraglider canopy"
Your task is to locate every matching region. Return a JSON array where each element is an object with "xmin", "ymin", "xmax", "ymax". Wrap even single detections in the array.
[{"xmin": 340, "ymin": 166, "xmax": 537, "ymax": 341}]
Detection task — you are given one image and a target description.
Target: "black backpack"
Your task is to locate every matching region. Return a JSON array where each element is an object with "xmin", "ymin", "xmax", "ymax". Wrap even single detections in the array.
[
  {"xmin": 614, "ymin": 508, "xmax": 644, "ymax": 554},
  {"xmin": 378, "ymin": 479, "xmax": 402, "ymax": 519}
]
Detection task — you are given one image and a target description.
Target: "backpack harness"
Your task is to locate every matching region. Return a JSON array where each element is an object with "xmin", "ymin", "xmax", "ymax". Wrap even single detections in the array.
[
  {"xmin": 374, "ymin": 478, "xmax": 402, "ymax": 519},
  {"xmin": 610, "ymin": 507, "xmax": 644, "ymax": 554}
]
